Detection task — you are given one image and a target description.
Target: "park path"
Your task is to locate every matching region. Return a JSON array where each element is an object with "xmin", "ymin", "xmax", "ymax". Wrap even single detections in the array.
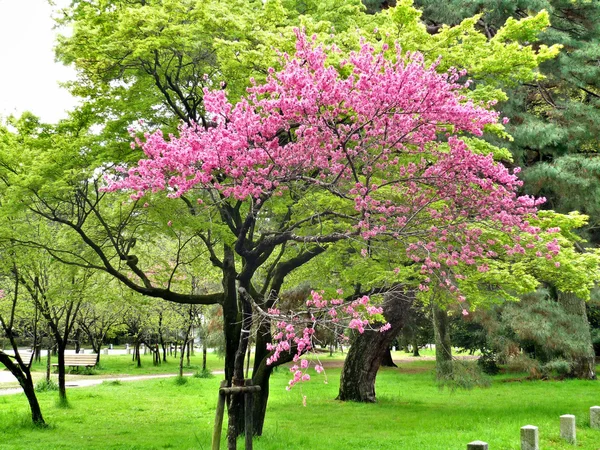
[{"xmin": 0, "ymin": 371, "xmax": 226, "ymax": 397}]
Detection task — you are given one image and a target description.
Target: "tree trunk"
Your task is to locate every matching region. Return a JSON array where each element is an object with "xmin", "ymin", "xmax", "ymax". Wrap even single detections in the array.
[
  {"xmin": 202, "ymin": 340, "xmax": 207, "ymax": 371},
  {"xmin": 558, "ymin": 291, "xmax": 596, "ymax": 380},
  {"xmin": 179, "ymin": 340, "xmax": 186, "ymax": 378},
  {"xmin": 226, "ymin": 288, "xmax": 253, "ymax": 450},
  {"xmin": 0, "ymin": 353, "xmax": 45, "ymax": 425},
  {"xmin": 380, "ymin": 348, "xmax": 397, "ymax": 367},
  {"xmin": 135, "ymin": 341, "xmax": 141, "ymax": 368},
  {"xmin": 412, "ymin": 334, "xmax": 420, "ymax": 357},
  {"xmin": 222, "ymin": 245, "xmax": 240, "ymax": 383},
  {"xmin": 338, "ymin": 290, "xmax": 413, "ymax": 402},
  {"xmin": 251, "ymin": 360, "xmax": 272, "ymax": 436},
  {"xmin": 57, "ymin": 344, "xmax": 68, "ymax": 405},
  {"xmin": 74, "ymin": 329, "xmax": 81, "ymax": 354},
  {"xmin": 46, "ymin": 337, "xmax": 52, "ymax": 382},
  {"xmin": 433, "ymin": 304, "xmax": 452, "ymax": 379}
]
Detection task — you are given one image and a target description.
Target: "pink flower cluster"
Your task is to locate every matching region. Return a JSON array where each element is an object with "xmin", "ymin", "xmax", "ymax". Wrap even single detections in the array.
[{"xmin": 265, "ymin": 290, "xmax": 388, "ymax": 390}]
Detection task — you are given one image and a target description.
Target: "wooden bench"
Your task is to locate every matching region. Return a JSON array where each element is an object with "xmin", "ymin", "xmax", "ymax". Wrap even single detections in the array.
[
  {"xmin": 20, "ymin": 351, "xmax": 34, "ymax": 369},
  {"xmin": 9, "ymin": 351, "xmax": 34, "ymax": 369},
  {"xmin": 52, "ymin": 354, "xmax": 97, "ymax": 369}
]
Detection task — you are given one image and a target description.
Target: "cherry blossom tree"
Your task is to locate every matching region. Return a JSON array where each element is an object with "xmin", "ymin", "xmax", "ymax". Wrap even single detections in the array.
[{"xmin": 106, "ymin": 31, "xmax": 550, "ymax": 445}]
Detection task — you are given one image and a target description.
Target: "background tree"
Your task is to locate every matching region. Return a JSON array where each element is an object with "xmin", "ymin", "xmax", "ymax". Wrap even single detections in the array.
[
  {"xmin": 412, "ymin": 0, "xmax": 600, "ymax": 378},
  {"xmin": 0, "ymin": 266, "xmax": 45, "ymax": 425}
]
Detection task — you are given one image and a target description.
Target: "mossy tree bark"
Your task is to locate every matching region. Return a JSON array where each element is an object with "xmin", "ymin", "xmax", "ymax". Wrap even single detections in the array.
[
  {"xmin": 433, "ymin": 304, "xmax": 453, "ymax": 379},
  {"xmin": 337, "ymin": 289, "xmax": 414, "ymax": 402},
  {"xmin": 558, "ymin": 291, "xmax": 596, "ymax": 380}
]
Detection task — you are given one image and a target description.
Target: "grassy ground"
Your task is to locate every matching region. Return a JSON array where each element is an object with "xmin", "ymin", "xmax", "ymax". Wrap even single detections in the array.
[{"xmin": 1, "ymin": 359, "xmax": 599, "ymax": 449}]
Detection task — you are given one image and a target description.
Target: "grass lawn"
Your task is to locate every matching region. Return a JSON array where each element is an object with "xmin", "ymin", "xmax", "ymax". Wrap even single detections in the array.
[{"xmin": 1, "ymin": 360, "xmax": 599, "ymax": 449}]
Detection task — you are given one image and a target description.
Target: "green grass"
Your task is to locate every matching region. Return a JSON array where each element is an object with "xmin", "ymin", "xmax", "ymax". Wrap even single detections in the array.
[{"xmin": 1, "ymin": 360, "xmax": 599, "ymax": 449}]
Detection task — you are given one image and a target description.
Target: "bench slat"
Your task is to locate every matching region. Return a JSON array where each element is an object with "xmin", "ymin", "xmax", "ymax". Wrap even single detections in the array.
[{"xmin": 51, "ymin": 354, "xmax": 98, "ymax": 367}]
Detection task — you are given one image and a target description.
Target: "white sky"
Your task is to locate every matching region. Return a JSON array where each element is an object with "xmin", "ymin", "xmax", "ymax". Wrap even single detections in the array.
[{"xmin": 0, "ymin": 0, "xmax": 77, "ymax": 123}]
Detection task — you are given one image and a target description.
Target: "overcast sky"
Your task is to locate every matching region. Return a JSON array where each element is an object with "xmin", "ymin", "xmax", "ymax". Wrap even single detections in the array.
[{"xmin": 0, "ymin": 0, "xmax": 77, "ymax": 123}]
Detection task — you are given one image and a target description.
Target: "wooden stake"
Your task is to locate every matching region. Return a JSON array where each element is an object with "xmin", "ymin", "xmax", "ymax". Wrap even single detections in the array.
[
  {"xmin": 245, "ymin": 379, "xmax": 254, "ymax": 450},
  {"xmin": 212, "ymin": 380, "xmax": 227, "ymax": 450}
]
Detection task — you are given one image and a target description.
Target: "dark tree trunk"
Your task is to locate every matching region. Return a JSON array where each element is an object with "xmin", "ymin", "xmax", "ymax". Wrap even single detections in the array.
[
  {"xmin": 90, "ymin": 338, "xmax": 100, "ymax": 357},
  {"xmin": 57, "ymin": 344, "xmax": 68, "ymax": 405},
  {"xmin": 202, "ymin": 341, "xmax": 207, "ymax": 371},
  {"xmin": 46, "ymin": 337, "xmax": 52, "ymax": 382},
  {"xmin": 433, "ymin": 304, "xmax": 452, "ymax": 379},
  {"xmin": 222, "ymin": 245, "xmax": 240, "ymax": 383},
  {"xmin": 412, "ymin": 334, "xmax": 420, "ymax": 357},
  {"xmin": 74, "ymin": 329, "xmax": 81, "ymax": 354},
  {"xmin": 158, "ymin": 314, "xmax": 167, "ymax": 363},
  {"xmin": 135, "ymin": 341, "xmax": 141, "ymax": 368},
  {"xmin": 179, "ymin": 341, "xmax": 186, "ymax": 377},
  {"xmin": 0, "ymin": 353, "xmax": 45, "ymax": 425},
  {"xmin": 251, "ymin": 360, "xmax": 272, "ymax": 436},
  {"xmin": 338, "ymin": 290, "xmax": 414, "ymax": 402},
  {"xmin": 558, "ymin": 291, "xmax": 596, "ymax": 380},
  {"xmin": 226, "ymin": 288, "xmax": 253, "ymax": 450},
  {"xmin": 380, "ymin": 348, "xmax": 397, "ymax": 367}
]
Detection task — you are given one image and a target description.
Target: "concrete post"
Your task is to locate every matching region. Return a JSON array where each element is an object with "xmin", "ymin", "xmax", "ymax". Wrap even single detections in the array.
[
  {"xmin": 520, "ymin": 425, "xmax": 538, "ymax": 450},
  {"xmin": 467, "ymin": 441, "xmax": 488, "ymax": 450},
  {"xmin": 590, "ymin": 406, "xmax": 600, "ymax": 430},
  {"xmin": 560, "ymin": 414, "xmax": 576, "ymax": 444}
]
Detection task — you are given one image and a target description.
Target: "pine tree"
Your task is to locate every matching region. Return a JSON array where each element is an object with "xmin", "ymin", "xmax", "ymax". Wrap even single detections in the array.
[{"xmin": 413, "ymin": 0, "xmax": 600, "ymax": 378}]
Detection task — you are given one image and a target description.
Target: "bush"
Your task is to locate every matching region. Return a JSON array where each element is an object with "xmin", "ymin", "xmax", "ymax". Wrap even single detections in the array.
[
  {"xmin": 193, "ymin": 368, "xmax": 213, "ymax": 379},
  {"xmin": 437, "ymin": 360, "xmax": 490, "ymax": 391},
  {"xmin": 477, "ymin": 350, "xmax": 500, "ymax": 375},
  {"xmin": 174, "ymin": 376, "xmax": 188, "ymax": 386},
  {"xmin": 35, "ymin": 379, "xmax": 59, "ymax": 393}
]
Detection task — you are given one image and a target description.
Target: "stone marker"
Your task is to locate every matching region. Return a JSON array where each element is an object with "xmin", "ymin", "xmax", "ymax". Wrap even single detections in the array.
[
  {"xmin": 520, "ymin": 425, "xmax": 539, "ymax": 450},
  {"xmin": 560, "ymin": 414, "xmax": 576, "ymax": 444},
  {"xmin": 103, "ymin": 348, "xmax": 108, "ymax": 355},
  {"xmin": 109, "ymin": 344, "xmax": 113, "ymax": 350},
  {"xmin": 467, "ymin": 441, "xmax": 488, "ymax": 450},
  {"xmin": 591, "ymin": 406, "xmax": 600, "ymax": 430}
]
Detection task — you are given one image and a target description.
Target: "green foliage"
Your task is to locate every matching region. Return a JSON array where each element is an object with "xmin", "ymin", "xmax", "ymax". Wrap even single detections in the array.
[{"xmin": 486, "ymin": 289, "xmax": 595, "ymax": 376}]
